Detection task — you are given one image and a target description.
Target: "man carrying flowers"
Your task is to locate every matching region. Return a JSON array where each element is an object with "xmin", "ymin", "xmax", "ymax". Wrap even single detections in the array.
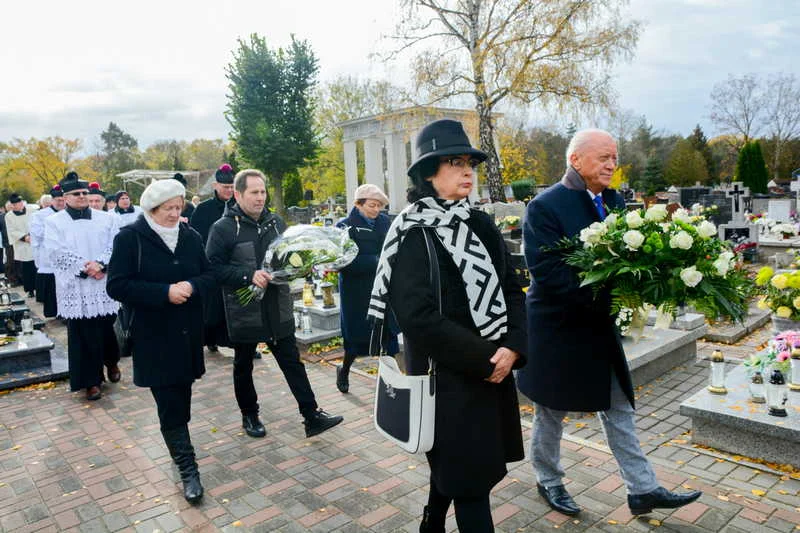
[
  {"xmin": 516, "ymin": 129, "xmax": 701, "ymax": 517},
  {"xmin": 206, "ymin": 169, "xmax": 343, "ymax": 439}
]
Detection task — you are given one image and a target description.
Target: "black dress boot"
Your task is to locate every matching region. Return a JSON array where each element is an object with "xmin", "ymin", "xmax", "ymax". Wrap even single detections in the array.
[
  {"xmin": 161, "ymin": 426, "xmax": 204, "ymax": 504},
  {"xmin": 419, "ymin": 505, "xmax": 446, "ymax": 533},
  {"xmin": 336, "ymin": 365, "xmax": 349, "ymax": 393}
]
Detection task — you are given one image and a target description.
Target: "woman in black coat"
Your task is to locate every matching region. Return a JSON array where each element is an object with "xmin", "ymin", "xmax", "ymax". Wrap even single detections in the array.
[
  {"xmin": 371, "ymin": 120, "xmax": 527, "ymax": 533},
  {"xmin": 334, "ymin": 184, "xmax": 399, "ymax": 393},
  {"xmin": 106, "ymin": 179, "xmax": 215, "ymax": 505}
]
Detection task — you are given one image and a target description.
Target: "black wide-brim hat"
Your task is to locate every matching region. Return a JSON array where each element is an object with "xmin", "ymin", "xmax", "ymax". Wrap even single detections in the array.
[{"xmin": 407, "ymin": 119, "xmax": 487, "ymax": 179}]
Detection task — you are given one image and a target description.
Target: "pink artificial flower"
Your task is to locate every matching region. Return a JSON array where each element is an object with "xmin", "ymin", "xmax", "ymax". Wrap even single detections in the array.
[{"xmin": 778, "ymin": 351, "xmax": 791, "ymax": 362}]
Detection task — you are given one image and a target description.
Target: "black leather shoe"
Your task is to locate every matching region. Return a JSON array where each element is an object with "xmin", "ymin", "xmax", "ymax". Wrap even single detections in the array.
[
  {"xmin": 628, "ymin": 487, "xmax": 702, "ymax": 515},
  {"xmin": 537, "ymin": 483, "xmax": 581, "ymax": 516},
  {"xmin": 242, "ymin": 413, "xmax": 266, "ymax": 438},
  {"xmin": 336, "ymin": 366, "xmax": 349, "ymax": 393},
  {"xmin": 304, "ymin": 410, "xmax": 343, "ymax": 437},
  {"xmin": 86, "ymin": 386, "xmax": 102, "ymax": 401}
]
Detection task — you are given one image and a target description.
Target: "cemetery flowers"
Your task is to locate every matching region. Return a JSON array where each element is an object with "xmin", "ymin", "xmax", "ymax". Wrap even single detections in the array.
[
  {"xmin": 236, "ymin": 225, "xmax": 358, "ymax": 305},
  {"xmin": 755, "ymin": 267, "xmax": 800, "ymax": 321},
  {"xmin": 496, "ymin": 215, "xmax": 521, "ymax": 231},
  {"xmin": 562, "ymin": 204, "xmax": 749, "ymax": 323}
]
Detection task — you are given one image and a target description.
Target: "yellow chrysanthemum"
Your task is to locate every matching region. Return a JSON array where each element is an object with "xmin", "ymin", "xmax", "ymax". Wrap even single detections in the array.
[
  {"xmin": 776, "ymin": 306, "xmax": 793, "ymax": 318},
  {"xmin": 755, "ymin": 266, "xmax": 774, "ymax": 286},
  {"xmin": 757, "ymin": 298, "xmax": 770, "ymax": 310},
  {"xmin": 771, "ymin": 274, "xmax": 789, "ymax": 290},
  {"xmin": 788, "ymin": 273, "xmax": 800, "ymax": 289},
  {"xmin": 793, "ymin": 296, "xmax": 800, "ymax": 310}
]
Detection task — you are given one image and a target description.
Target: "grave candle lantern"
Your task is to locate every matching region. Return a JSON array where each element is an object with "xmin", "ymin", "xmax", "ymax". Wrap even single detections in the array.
[
  {"xmin": 749, "ymin": 371, "xmax": 766, "ymax": 403},
  {"xmin": 708, "ymin": 349, "xmax": 727, "ymax": 394},
  {"xmin": 321, "ymin": 282, "xmax": 335, "ymax": 309},
  {"xmin": 791, "ymin": 346, "xmax": 800, "ymax": 392},
  {"xmin": 302, "ymin": 280, "xmax": 314, "ymax": 307},
  {"xmin": 766, "ymin": 368, "xmax": 789, "ymax": 417},
  {"xmin": 302, "ymin": 308, "xmax": 312, "ymax": 335}
]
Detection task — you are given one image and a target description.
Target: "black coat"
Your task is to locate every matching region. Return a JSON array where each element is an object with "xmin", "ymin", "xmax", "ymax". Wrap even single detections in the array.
[
  {"xmin": 189, "ymin": 192, "xmax": 231, "ymax": 244},
  {"xmin": 336, "ymin": 208, "xmax": 398, "ymax": 356},
  {"xmin": 181, "ymin": 201, "xmax": 195, "ymax": 220},
  {"xmin": 106, "ymin": 217, "xmax": 215, "ymax": 388},
  {"xmin": 389, "ymin": 209, "xmax": 527, "ymax": 498},
  {"xmin": 0, "ymin": 214, "xmax": 8, "ymax": 248},
  {"xmin": 516, "ymin": 168, "xmax": 634, "ymax": 412},
  {"xmin": 206, "ymin": 203, "xmax": 294, "ymax": 344}
]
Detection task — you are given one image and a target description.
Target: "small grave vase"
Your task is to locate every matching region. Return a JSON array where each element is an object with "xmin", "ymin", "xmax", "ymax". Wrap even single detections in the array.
[
  {"xmin": 766, "ymin": 368, "xmax": 789, "ymax": 417},
  {"xmin": 708, "ymin": 350, "xmax": 727, "ymax": 394},
  {"xmin": 748, "ymin": 371, "xmax": 766, "ymax": 403},
  {"xmin": 321, "ymin": 282, "xmax": 335, "ymax": 309},
  {"xmin": 302, "ymin": 281, "xmax": 314, "ymax": 307},
  {"xmin": 791, "ymin": 349, "xmax": 800, "ymax": 392},
  {"xmin": 771, "ymin": 315, "xmax": 800, "ymax": 335},
  {"xmin": 301, "ymin": 308, "xmax": 312, "ymax": 335}
]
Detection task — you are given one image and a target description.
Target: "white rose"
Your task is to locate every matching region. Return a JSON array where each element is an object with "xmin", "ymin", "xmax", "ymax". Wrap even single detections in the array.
[
  {"xmin": 625, "ymin": 211, "xmax": 644, "ymax": 228},
  {"xmin": 680, "ymin": 266, "xmax": 703, "ymax": 288},
  {"xmin": 669, "ymin": 231, "xmax": 694, "ymax": 250},
  {"xmin": 604, "ymin": 213, "xmax": 618, "ymax": 229},
  {"xmin": 622, "ymin": 230, "xmax": 645, "ymax": 250},
  {"xmin": 672, "ymin": 208, "xmax": 691, "ymax": 223},
  {"xmin": 719, "ymin": 251, "xmax": 734, "ymax": 263},
  {"xmin": 645, "ymin": 204, "xmax": 668, "ymax": 222},
  {"xmin": 713, "ymin": 257, "xmax": 730, "ymax": 276},
  {"xmin": 579, "ymin": 227, "xmax": 601, "ymax": 247},
  {"xmin": 696, "ymin": 220, "xmax": 717, "ymax": 239},
  {"xmin": 690, "ymin": 203, "xmax": 703, "ymax": 214},
  {"xmin": 588, "ymin": 221, "xmax": 608, "ymax": 235}
]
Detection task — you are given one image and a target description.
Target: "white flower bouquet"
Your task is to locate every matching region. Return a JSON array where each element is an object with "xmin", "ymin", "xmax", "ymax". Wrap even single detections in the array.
[
  {"xmin": 560, "ymin": 204, "xmax": 750, "ymax": 323},
  {"xmin": 236, "ymin": 225, "xmax": 358, "ymax": 305}
]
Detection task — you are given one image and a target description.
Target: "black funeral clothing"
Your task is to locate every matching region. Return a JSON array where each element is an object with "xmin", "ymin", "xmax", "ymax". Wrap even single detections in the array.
[
  {"xmin": 66, "ymin": 314, "xmax": 120, "ymax": 391},
  {"xmin": 388, "ymin": 209, "xmax": 527, "ymax": 499},
  {"xmin": 106, "ymin": 216, "xmax": 215, "ymax": 388},
  {"xmin": 516, "ymin": 166, "xmax": 634, "ymax": 412},
  {"xmin": 35, "ymin": 273, "xmax": 57, "ymax": 317},
  {"xmin": 17, "ymin": 260, "xmax": 36, "ymax": 294},
  {"xmin": 190, "ymin": 192, "xmax": 232, "ymax": 244},
  {"xmin": 151, "ymin": 384, "xmax": 193, "ymax": 431},
  {"xmin": 206, "ymin": 203, "xmax": 294, "ymax": 344},
  {"xmin": 336, "ymin": 207, "xmax": 398, "ymax": 357},
  {"xmin": 181, "ymin": 201, "xmax": 195, "ymax": 221}
]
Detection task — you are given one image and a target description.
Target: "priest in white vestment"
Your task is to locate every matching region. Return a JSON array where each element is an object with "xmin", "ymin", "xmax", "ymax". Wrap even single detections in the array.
[
  {"xmin": 45, "ymin": 172, "xmax": 121, "ymax": 400},
  {"xmin": 30, "ymin": 185, "xmax": 66, "ymax": 318},
  {"xmin": 5, "ymin": 193, "xmax": 39, "ymax": 296}
]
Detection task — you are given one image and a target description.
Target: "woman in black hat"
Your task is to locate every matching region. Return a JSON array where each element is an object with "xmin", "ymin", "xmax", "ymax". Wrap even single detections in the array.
[{"xmin": 368, "ymin": 119, "xmax": 527, "ymax": 532}]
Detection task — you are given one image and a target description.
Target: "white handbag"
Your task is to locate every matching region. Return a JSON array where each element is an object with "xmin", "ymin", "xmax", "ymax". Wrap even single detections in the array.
[{"xmin": 373, "ymin": 228, "xmax": 439, "ymax": 454}]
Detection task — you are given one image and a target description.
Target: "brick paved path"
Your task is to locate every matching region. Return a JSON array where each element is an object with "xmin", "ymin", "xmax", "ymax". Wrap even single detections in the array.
[{"xmin": 1, "ymin": 320, "xmax": 799, "ymax": 531}]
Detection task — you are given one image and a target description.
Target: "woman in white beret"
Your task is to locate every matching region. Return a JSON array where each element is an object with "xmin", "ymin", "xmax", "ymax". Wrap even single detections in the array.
[{"xmin": 107, "ymin": 178, "xmax": 216, "ymax": 505}]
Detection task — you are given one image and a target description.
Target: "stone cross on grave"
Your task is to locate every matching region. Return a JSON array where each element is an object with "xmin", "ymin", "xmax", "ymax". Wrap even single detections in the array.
[{"xmin": 725, "ymin": 182, "xmax": 749, "ymax": 224}]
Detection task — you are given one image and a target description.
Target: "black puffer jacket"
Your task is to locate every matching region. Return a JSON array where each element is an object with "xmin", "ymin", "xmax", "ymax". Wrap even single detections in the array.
[{"xmin": 205, "ymin": 203, "xmax": 294, "ymax": 344}]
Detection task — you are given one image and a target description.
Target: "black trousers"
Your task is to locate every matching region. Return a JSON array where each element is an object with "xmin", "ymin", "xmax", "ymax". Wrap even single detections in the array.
[
  {"xmin": 233, "ymin": 335, "xmax": 318, "ymax": 418},
  {"xmin": 17, "ymin": 260, "xmax": 36, "ymax": 293},
  {"xmin": 4, "ymin": 247, "xmax": 17, "ymax": 283},
  {"xmin": 66, "ymin": 314, "xmax": 121, "ymax": 391},
  {"xmin": 427, "ymin": 476, "xmax": 494, "ymax": 533},
  {"xmin": 35, "ymin": 273, "xmax": 57, "ymax": 317},
  {"xmin": 151, "ymin": 384, "xmax": 193, "ymax": 431}
]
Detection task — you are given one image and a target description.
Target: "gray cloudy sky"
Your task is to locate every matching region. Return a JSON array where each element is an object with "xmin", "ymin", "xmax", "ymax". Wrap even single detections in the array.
[{"xmin": 1, "ymin": 0, "xmax": 797, "ymax": 151}]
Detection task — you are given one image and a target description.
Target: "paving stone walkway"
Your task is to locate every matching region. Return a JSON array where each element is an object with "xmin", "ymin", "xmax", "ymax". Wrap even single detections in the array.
[{"xmin": 1, "ymin": 317, "xmax": 799, "ymax": 532}]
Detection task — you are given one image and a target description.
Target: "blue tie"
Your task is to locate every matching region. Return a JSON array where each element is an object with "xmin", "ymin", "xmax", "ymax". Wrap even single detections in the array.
[{"xmin": 593, "ymin": 195, "xmax": 605, "ymax": 220}]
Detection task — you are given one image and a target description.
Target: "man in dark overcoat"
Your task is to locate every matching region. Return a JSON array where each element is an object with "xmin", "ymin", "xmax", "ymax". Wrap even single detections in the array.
[
  {"xmin": 190, "ymin": 164, "xmax": 235, "ymax": 352},
  {"xmin": 206, "ymin": 169, "xmax": 343, "ymax": 439},
  {"xmin": 517, "ymin": 129, "xmax": 702, "ymax": 517}
]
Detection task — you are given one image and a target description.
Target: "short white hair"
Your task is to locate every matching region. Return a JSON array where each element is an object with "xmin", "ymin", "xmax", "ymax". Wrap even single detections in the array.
[
  {"xmin": 565, "ymin": 128, "xmax": 615, "ymax": 168},
  {"xmin": 39, "ymin": 194, "xmax": 52, "ymax": 206}
]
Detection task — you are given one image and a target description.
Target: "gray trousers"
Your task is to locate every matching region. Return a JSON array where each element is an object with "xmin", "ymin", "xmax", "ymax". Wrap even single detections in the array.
[{"xmin": 531, "ymin": 371, "xmax": 659, "ymax": 496}]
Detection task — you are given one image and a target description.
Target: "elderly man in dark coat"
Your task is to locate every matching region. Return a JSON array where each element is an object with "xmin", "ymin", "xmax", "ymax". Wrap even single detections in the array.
[{"xmin": 517, "ymin": 128, "xmax": 702, "ymax": 517}]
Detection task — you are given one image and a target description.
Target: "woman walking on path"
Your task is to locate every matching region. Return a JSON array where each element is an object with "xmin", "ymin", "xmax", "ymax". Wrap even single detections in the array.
[
  {"xmin": 107, "ymin": 179, "xmax": 215, "ymax": 504},
  {"xmin": 369, "ymin": 119, "xmax": 527, "ymax": 533},
  {"xmin": 334, "ymin": 183, "xmax": 399, "ymax": 393}
]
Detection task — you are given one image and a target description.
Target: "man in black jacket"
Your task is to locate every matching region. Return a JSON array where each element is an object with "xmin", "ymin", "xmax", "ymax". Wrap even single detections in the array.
[
  {"xmin": 206, "ymin": 169, "xmax": 343, "ymax": 439},
  {"xmin": 190, "ymin": 164, "xmax": 235, "ymax": 352}
]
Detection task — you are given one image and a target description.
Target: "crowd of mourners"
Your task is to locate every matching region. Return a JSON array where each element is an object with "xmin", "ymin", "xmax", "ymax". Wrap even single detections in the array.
[{"xmin": 1, "ymin": 119, "xmax": 704, "ymax": 532}]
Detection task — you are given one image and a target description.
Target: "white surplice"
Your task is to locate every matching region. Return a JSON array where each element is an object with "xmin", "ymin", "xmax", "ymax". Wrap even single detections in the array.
[
  {"xmin": 44, "ymin": 209, "xmax": 120, "ymax": 319},
  {"xmin": 29, "ymin": 206, "xmax": 60, "ymax": 273},
  {"xmin": 5, "ymin": 204, "xmax": 39, "ymax": 262}
]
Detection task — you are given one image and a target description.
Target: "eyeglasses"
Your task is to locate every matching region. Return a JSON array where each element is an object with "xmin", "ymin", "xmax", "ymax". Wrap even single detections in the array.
[
  {"xmin": 66, "ymin": 191, "xmax": 90, "ymax": 196},
  {"xmin": 445, "ymin": 157, "xmax": 482, "ymax": 169}
]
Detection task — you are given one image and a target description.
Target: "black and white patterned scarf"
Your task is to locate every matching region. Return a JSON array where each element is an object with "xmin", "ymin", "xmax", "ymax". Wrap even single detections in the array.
[{"xmin": 368, "ymin": 197, "xmax": 507, "ymax": 341}]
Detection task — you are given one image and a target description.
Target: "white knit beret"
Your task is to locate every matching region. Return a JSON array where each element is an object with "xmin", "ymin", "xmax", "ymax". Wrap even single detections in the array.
[
  {"xmin": 354, "ymin": 184, "xmax": 389, "ymax": 206},
  {"xmin": 140, "ymin": 179, "xmax": 185, "ymax": 211}
]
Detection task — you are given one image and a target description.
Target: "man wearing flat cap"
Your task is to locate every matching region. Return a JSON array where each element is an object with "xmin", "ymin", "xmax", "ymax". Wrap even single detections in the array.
[
  {"xmin": 5, "ymin": 193, "xmax": 39, "ymax": 297},
  {"xmin": 44, "ymin": 171, "xmax": 121, "ymax": 400},
  {"xmin": 29, "ymin": 185, "xmax": 66, "ymax": 317},
  {"xmin": 190, "ymin": 163, "xmax": 236, "ymax": 353},
  {"xmin": 114, "ymin": 190, "xmax": 142, "ymax": 227},
  {"xmin": 172, "ymin": 173, "xmax": 195, "ymax": 221}
]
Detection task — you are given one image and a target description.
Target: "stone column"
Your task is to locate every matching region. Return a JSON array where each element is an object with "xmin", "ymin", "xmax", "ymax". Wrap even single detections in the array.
[
  {"xmin": 384, "ymin": 132, "xmax": 408, "ymax": 213},
  {"xmin": 343, "ymin": 140, "xmax": 358, "ymax": 207},
  {"xmin": 363, "ymin": 137, "xmax": 384, "ymax": 187}
]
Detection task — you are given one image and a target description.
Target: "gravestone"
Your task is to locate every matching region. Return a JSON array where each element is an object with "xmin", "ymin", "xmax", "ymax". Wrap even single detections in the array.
[
  {"xmin": 622, "ymin": 323, "xmax": 708, "ymax": 387},
  {"xmin": 700, "ymin": 191, "xmax": 731, "ymax": 226},
  {"xmin": 286, "ymin": 206, "xmax": 312, "ymax": 224},
  {"xmin": 293, "ymin": 297, "xmax": 341, "ymax": 347},
  {"xmin": 768, "ymin": 199, "xmax": 793, "ymax": 223},
  {"xmin": 751, "ymin": 194, "xmax": 770, "ymax": 217},
  {"xmin": 717, "ymin": 183, "xmax": 758, "ymax": 246},
  {"xmin": 678, "ymin": 186, "xmax": 711, "ymax": 209},
  {"xmin": 680, "ymin": 364, "xmax": 800, "ymax": 469}
]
